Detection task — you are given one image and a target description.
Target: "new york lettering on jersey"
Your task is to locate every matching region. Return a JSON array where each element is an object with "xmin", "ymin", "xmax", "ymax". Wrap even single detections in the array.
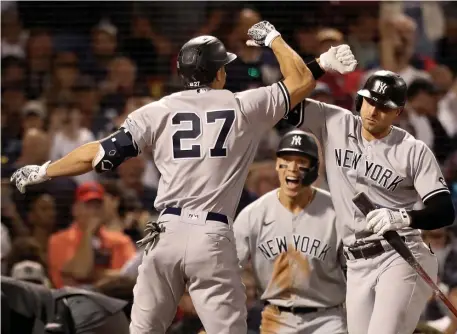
[{"xmin": 257, "ymin": 234, "xmax": 331, "ymax": 261}]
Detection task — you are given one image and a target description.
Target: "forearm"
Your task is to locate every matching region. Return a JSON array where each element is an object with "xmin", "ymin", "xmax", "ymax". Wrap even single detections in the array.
[
  {"xmin": 408, "ymin": 192, "xmax": 455, "ymax": 230},
  {"xmin": 379, "ymin": 39, "xmax": 398, "ymax": 72},
  {"xmin": 270, "ymin": 37, "xmax": 315, "ymax": 108},
  {"xmin": 46, "ymin": 142, "xmax": 100, "ymax": 178},
  {"xmin": 61, "ymin": 233, "xmax": 95, "ymax": 280}
]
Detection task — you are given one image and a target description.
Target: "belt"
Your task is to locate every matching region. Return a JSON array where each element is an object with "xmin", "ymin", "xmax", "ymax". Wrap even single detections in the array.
[
  {"xmin": 163, "ymin": 207, "xmax": 229, "ymax": 225},
  {"xmin": 264, "ymin": 301, "xmax": 318, "ymax": 315},
  {"xmin": 344, "ymin": 237, "xmax": 406, "ymax": 260}
]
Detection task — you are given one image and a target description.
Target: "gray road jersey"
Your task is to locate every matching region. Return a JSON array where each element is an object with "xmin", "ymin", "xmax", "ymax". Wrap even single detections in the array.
[
  {"xmin": 288, "ymin": 99, "xmax": 450, "ymax": 246},
  {"xmin": 233, "ymin": 188, "xmax": 346, "ymax": 308},
  {"xmin": 121, "ymin": 82, "xmax": 290, "ymax": 219}
]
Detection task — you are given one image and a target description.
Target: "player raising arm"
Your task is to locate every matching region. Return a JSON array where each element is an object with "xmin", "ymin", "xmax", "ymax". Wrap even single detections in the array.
[
  {"xmin": 11, "ymin": 21, "xmax": 356, "ymax": 334},
  {"xmin": 284, "ymin": 70, "xmax": 456, "ymax": 334}
]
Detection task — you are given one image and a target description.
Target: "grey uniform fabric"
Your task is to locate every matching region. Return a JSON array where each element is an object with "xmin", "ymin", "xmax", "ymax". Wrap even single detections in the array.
[
  {"xmin": 288, "ymin": 98, "xmax": 446, "ymax": 334},
  {"xmin": 121, "ymin": 82, "xmax": 290, "ymax": 334},
  {"xmin": 234, "ymin": 188, "xmax": 347, "ymax": 334}
]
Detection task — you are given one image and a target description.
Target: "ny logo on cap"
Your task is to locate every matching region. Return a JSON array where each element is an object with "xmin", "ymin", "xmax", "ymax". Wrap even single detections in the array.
[
  {"xmin": 373, "ymin": 81, "xmax": 388, "ymax": 94},
  {"xmin": 291, "ymin": 135, "xmax": 302, "ymax": 146}
]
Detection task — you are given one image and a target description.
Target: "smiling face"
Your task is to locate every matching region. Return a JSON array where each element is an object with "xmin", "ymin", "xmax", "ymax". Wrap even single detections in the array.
[{"xmin": 276, "ymin": 154, "xmax": 312, "ymax": 198}]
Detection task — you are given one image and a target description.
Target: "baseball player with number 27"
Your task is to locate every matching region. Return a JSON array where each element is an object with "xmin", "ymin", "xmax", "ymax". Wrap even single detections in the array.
[
  {"xmin": 10, "ymin": 21, "xmax": 357, "ymax": 334},
  {"xmin": 284, "ymin": 70, "xmax": 456, "ymax": 333}
]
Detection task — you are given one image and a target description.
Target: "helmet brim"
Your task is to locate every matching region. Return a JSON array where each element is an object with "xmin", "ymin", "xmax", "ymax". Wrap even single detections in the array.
[
  {"xmin": 357, "ymin": 89, "xmax": 399, "ymax": 109},
  {"xmin": 276, "ymin": 148, "xmax": 317, "ymax": 159},
  {"xmin": 224, "ymin": 52, "xmax": 237, "ymax": 65}
]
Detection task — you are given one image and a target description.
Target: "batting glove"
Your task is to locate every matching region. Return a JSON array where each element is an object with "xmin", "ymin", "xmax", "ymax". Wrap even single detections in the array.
[
  {"xmin": 319, "ymin": 45, "xmax": 358, "ymax": 74},
  {"xmin": 10, "ymin": 161, "xmax": 51, "ymax": 194},
  {"xmin": 246, "ymin": 21, "xmax": 281, "ymax": 48},
  {"xmin": 366, "ymin": 208, "xmax": 411, "ymax": 236}
]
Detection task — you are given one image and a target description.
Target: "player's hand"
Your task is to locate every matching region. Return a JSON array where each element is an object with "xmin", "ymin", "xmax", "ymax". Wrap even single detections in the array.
[
  {"xmin": 10, "ymin": 161, "xmax": 51, "ymax": 194},
  {"xmin": 318, "ymin": 45, "xmax": 357, "ymax": 74},
  {"xmin": 366, "ymin": 208, "xmax": 411, "ymax": 236},
  {"xmin": 246, "ymin": 21, "xmax": 281, "ymax": 48}
]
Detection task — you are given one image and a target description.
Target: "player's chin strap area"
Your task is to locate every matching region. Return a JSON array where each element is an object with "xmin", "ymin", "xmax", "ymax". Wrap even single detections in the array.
[{"xmin": 137, "ymin": 221, "xmax": 165, "ymax": 255}]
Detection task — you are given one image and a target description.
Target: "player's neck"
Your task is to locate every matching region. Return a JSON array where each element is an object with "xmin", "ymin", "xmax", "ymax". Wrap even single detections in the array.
[
  {"xmin": 278, "ymin": 187, "xmax": 315, "ymax": 215},
  {"xmin": 361, "ymin": 126, "xmax": 392, "ymax": 141}
]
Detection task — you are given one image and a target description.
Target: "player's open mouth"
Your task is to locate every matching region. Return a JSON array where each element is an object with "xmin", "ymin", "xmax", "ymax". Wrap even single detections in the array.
[{"xmin": 285, "ymin": 176, "xmax": 300, "ymax": 188}]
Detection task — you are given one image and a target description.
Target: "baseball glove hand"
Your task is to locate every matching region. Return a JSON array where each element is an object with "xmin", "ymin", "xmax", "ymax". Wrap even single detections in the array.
[
  {"xmin": 246, "ymin": 20, "xmax": 281, "ymax": 48},
  {"xmin": 10, "ymin": 161, "xmax": 51, "ymax": 194},
  {"xmin": 319, "ymin": 45, "xmax": 358, "ymax": 74}
]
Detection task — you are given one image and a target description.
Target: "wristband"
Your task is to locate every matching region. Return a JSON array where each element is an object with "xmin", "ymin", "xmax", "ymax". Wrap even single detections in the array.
[{"xmin": 306, "ymin": 59, "xmax": 326, "ymax": 81}]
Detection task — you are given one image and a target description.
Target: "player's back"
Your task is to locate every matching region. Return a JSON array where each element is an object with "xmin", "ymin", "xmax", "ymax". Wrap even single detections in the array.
[{"xmin": 122, "ymin": 82, "xmax": 289, "ymax": 218}]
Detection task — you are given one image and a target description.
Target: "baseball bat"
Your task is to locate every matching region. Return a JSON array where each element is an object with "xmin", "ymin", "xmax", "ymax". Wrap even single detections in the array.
[{"xmin": 352, "ymin": 192, "xmax": 457, "ymax": 318}]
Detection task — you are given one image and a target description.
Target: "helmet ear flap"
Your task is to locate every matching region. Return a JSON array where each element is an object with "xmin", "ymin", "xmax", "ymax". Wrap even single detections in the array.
[{"xmin": 355, "ymin": 95, "xmax": 363, "ymax": 112}]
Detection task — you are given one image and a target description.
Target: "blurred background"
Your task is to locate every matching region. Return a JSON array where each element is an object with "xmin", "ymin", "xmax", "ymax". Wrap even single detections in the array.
[{"xmin": 1, "ymin": 1, "xmax": 457, "ymax": 333}]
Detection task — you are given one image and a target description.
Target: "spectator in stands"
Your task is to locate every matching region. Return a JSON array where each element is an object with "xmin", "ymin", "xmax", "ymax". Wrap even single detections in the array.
[
  {"xmin": 117, "ymin": 156, "xmax": 157, "ymax": 212},
  {"xmin": 1, "ymin": 82, "xmax": 27, "ymax": 142},
  {"xmin": 81, "ymin": 20, "xmax": 118, "ymax": 83},
  {"xmin": 26, "ymin": 193, "xmax": 56, "ymax": 255},
  {"xmin": 11, "ymin": 260, "xmax": 51, "ymax": 287},
  {"xmin": 346, "ymin": 10, "xmax": 379, "ymax": 70},
  {"xmin": 406, "ymin": 79, "xmax": 453, "ymax": 165},
  {"xmin": 25, "ymin": 29, "xmax": 53, "ymax": 99},
  {"xmin": 436, "ymin": 6, "xmax": 457, "ymax": 76},
  {"xmin": 437, "ymin": 78, "xmax": 457, "ymax": 140},
  {"xmin": 293, "ymin": 15, "xmax": 319, "ymax": 61},
  {"xmin": 16, "ymin": 128, "xmax": 51, "ymax": 169},
  {"xmin": 309, "ymin": 82, "xmax": 335, "ymax": 105},
  {"xmin": 1, "ymin": 55, "xmax": 27, "ymax": 85},
  {"xmin": 49, "ymin": 104, "xmax": 97, "ymax": 184},
  {"xmin": 44, "ymin": 51, "xmax": 80, "ymax": 102},
  {"xmin": 1, "ymin": 8, "xmax": 28, "ymax": 59},
  {"xmin": 6, "ymin": 237, "xmax": 47, "ymax": 278},
  {"xmin": 47, "ymin": 182, "xmax": 136, "ymax": 288},
  {"xmin": 72, "ymin": 75, "xmax": 103, "ymax": 137},
  {"xmin": 225, "ymin": 7, "xmax": 281, "ymax": 92},
  {"xmin": 246, "ymin": 161, "xmax": 278, "ymax": 197},
  {"xmin": 369, "ymin": 14, "xmax": 432, "ymax": 85},
  {"xmin": 21, "ymin": 100, "xmax": 46, "ymax": 132}
]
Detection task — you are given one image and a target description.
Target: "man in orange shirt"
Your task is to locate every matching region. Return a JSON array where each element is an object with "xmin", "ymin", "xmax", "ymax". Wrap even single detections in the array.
[{"xmin": 48, "ymin": 181, "xmax": 136, "ymax": 288}]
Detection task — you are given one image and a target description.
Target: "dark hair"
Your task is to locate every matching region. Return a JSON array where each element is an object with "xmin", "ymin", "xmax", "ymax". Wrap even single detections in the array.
[
  {"xmin": 1, "ymin": 56, "xmax": 26, "ymax": 72},
  {"xmin": 6, "ymin": 237, "xmax": 47, "ymax": 274},
  {"xmin": 407, "ymin": 79, "xmax": 438, "ymax": 100}
]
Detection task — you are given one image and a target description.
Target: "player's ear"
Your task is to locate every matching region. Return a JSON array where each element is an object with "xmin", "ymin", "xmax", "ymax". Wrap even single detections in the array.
[{"xmin": 396, "ymin": 107, "xmax": 403, "ymax": 116}]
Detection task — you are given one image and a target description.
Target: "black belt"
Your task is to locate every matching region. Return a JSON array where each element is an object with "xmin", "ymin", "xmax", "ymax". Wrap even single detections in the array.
[
  {"xmin": 264, "ymin": 301, "xmax": 318, "ymax": 315},
  {"xmin": 163, "ymin": 207, "xmax": 229, "ymax": 225},
  {"xmin": 345, "ymin": 237, "xmax": 406, "ymax": 260}
]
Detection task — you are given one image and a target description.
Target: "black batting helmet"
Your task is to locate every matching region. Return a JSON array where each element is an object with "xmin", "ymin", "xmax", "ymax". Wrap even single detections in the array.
[
  {"xmin": 276, "ymin": 129, "xmax": 319, "ymax": 186},
  {"xmin": 177, "ymin": 35, "xmax": 237, "ymax": 88},
  {"xmin": 355, "ymin": 70, "xmax": 407, "ymax": 112}
]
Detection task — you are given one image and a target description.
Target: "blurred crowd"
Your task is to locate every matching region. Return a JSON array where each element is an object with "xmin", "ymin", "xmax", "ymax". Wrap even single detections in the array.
[{"xmin": 1, "ymin": 1, "xmax": 457, "ymax": 333}]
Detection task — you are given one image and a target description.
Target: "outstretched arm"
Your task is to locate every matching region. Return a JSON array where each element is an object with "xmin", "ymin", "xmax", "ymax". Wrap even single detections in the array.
[{"xmin": 11, "ymin": 128, "xmax": 139, "ymax": 193}]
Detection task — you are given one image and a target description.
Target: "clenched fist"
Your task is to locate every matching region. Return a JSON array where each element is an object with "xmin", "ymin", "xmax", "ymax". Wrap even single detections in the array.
[
  {"xmin": 246, "ymin": 21, "xmax": 281, "ymax": 48},
  {"xmin": 319, "ymin": 45, "xmax": 358, "ymax": 74},
  {"xmin": 10, "ymin": 161, "xmax": 51, "ymax": 194}
]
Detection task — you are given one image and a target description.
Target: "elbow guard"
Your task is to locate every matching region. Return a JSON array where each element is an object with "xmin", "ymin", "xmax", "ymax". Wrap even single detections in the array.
[{"xmin": 92, "ymin": 127, "xmax": 140, "ymax": 173}]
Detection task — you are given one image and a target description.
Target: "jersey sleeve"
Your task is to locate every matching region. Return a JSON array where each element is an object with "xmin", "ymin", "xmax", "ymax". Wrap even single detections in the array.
[
  {"xmin": 282, "ymin": 98, "xmax": 351, "ymax": 144},
  {"xmin": 413, "ymin": 142, "xmax": 450, "ymax": 203},
  {"xmin": 233, "ymin": 207, "xmax": 253, "ymax": 268},
  {"xmin": 235, "ymin": 81, "xmax": 291, "ymax": 130},
  {"xmin": 120, "ymin": 104, "xmax": 155, "ymax": 153}
]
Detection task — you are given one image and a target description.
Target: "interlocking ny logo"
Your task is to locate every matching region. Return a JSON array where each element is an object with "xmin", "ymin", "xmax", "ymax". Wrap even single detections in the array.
[
  {"xmin": 291, "ymin": 135, "xmax": 302, "ymax": 146},
  {"xmin": 374, "ymin": 81, "xmax": 387, "ymax": 94}
]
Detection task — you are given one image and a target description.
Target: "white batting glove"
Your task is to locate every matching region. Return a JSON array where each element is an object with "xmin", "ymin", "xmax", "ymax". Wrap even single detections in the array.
[
  {"xmin": 319, "ymin": 45, "xmax": 358, "ymax": 74},
  {"xmin": 10, "ymin": 161, "xmax": 51, "ymax": 194},
  {"xmin": 366, "ymin": 208, "xmax": 411, "ymax": 236},
  {"xmin": 246, "ymin": 21, "xmax": 281, "ymax": 48}
]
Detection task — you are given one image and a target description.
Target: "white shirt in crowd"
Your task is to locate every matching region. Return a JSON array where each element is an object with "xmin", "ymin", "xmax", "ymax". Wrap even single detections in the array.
[{"xmin": 50, "ymin": 128, "xmax": 97, "ymax": 184}]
